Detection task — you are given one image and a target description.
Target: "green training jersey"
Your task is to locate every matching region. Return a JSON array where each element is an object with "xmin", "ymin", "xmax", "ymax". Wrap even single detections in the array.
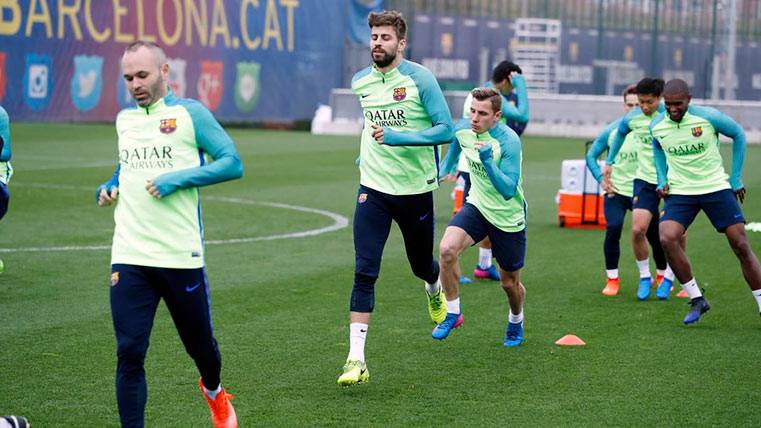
[
  {"xmin": 456, "ymin": 76, "xmax": 529, "ymax": 173},
  {"xmin": 606, "ymin": 105, "xmax": 665, "ymax": 185},
  {"xmin": 586, "ymin": 118, "xmax": 639, "ymax": 197},
  {"xmin": 444, "ymin": 119, "xmax": 526, "ymax": 232},
  {"xmin": 651, "ymin": 106, "xmax": 745, "ymax": 195},
  {"xmin": 351, "ymin": 59, "xmax": 453, "ymax": 195},
  {"xmin": 108, "ymin": 91, "xmax": 242, "ymax": 269}
]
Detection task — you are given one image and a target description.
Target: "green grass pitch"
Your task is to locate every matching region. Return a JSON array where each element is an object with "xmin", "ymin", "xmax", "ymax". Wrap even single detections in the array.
[{"xmin": 1, "ymin": 123, "xmax": 761, "ymax": 426}]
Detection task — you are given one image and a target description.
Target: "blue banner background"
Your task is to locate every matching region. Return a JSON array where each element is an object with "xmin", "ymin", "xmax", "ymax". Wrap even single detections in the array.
[{"xmin": 0, "ymin": 0, "xmax": 346, "ymax": 122}]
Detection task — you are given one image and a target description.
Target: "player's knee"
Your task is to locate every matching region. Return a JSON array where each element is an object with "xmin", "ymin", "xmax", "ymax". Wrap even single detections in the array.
[
  {"xmin": 501, "ymin": 276, "xmax": 519, "ymax": 291},
  {"xmin": 631, "ymin": 222, "xmax": 648, "ymax": 236},
  {"xmin": 351, "ymin": 274, "xmax": 376, "ymax": 312},
  {"xmin": 659, "ymin": 230, "xmax": 679, "ymax": 248},
  {"xmin": 729, "ymin": 237, "xmax": 753, "ymax": 260},
  {"xmin": 605, "ymin": 225, "xmax": 623, "ymax": 240},
  {"xmin": 439, "ymin": 240, "xmax": 460, "ymax": 265},
  {"xmin": 116, "ymin": 340, "xmax": 148, "ymax": 370}
]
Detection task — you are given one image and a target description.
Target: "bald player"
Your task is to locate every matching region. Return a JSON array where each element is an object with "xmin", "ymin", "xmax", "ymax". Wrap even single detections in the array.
[
  {"xmin": 98, "ymin": 41, "xmax": 242, "ymax": 427},
  {"xmin": 651, "ymin": 78, "xmax": 761, "ymax": 325}
]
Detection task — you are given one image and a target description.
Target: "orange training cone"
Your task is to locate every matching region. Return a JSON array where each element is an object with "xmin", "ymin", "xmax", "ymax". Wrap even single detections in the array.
[
  {"xmin": 676, "ymin": 289, "xmax": 689, "ymax": 298},
  {"xmin": 555, "ymin": 334, "xmax": 586, "ymax": 346}
]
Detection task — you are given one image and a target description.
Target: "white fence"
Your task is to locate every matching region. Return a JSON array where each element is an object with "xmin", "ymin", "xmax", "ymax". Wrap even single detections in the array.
[{"xmin": 316, "ymin": 88, "xmax": 761, "ymax": 143}]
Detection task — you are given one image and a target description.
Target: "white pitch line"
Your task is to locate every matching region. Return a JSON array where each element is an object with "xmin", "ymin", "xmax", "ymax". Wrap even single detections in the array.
[{"xmin": 0, "ymin": 183, "xmax": 349, "ymax": 253}]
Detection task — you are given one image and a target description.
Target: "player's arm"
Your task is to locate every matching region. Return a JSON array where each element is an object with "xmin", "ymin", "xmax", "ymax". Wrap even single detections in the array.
[
  {"xmin": 0, "ymin": 107, "xmax": 10, "ymax": 162},
  {"xmin": 479, "ymin": 131, "xmax": 521, "ymax": 200},
  {"xmin": 96, "ymin": 165, "xmax": 121, "ymax": 206},
  {"xmin": 383, "ymin": 70, "xmax": 454, "ymax": 146},
  {"xmin": 500, "ymin": 74, "xmax": 529, "ymax": 124},
  {"xmin": 149, "ymin": 102, "xmax": 244, "ymax": 198},
  {"xmin": 652, "ymin": 135, "xmax": 669, "ymax": 194},
  {"xmin": 699, "ymin": 106, "xmax": 746, "ymax": 191},
  {"xmin": 604, "ymin": 114, "xmax": 632, "ymax": 165},
  {"xmin": 439, "ymin": 138, "xmax": 462, "ymax": 179},
  {"xmin": 586, "ymin": 120, "xmax": 617, "ymax": 183},
  {"xmin": 439, "ymin": 119, "xmax": 469, "ymax": 178}
]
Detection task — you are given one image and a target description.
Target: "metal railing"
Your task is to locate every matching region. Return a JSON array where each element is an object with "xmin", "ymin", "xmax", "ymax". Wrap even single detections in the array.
[{"xmin": 386, "ymin": 0, "xmax": 761, "ymax": 38}]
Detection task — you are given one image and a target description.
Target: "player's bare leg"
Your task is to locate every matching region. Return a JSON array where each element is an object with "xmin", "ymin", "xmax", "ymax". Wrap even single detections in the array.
[
  {"xmin": 632, "ymin": 208, "xmax": 655, "ymax": 300},
  {"xmin": 432, "ymin": 226, "xmax": 473, "ymax": 339},
  {"xmin": 501, "ymin": 269, "xmax": 525, "ymax": 346}
]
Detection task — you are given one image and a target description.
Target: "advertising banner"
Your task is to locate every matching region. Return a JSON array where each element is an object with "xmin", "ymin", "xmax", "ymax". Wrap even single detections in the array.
[{"xmin": 0, "ymin": 0, "xmax": 345, "ymax": 122}]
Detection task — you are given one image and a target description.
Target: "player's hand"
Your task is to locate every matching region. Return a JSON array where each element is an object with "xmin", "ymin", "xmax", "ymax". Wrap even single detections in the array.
[
  {"xmin": 475, "ymin": 142, "xmax": 493, "ymax": 161},
  {"xmin": 98, "ymin": 186, "xmax": 118, "ymax": 206},
  {"xmin": 146, "ymin": 179, "xmax": 162, "ymax": 199},
  {"xmin": 601, "ymin": 180, "xmax": 616, "ymax": 194},
  {"xmin": 735, "ymin": 187, "xmax": 746, "ymax": 204},
  {"xmin": 371, "ymin": 124, "xmax": 384, "ymax": 144},
  {"xmin": 601, "ymin": 165, "xmax": 613, "ymax": 190},
  {"xmin": 656, "ymin": 183, "xmax": 670, "ymax": 199}
]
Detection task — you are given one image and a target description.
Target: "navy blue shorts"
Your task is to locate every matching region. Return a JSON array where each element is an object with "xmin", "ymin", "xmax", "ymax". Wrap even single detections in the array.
[
  {"xmin": 661, "ymin": 189, "xmax": 745, "ymax": 232},
  {"xmin": 449, "ymin": 203, "xmax": 526, "ymax": 272},
  {"xmin": 632, "ymin": 179, "xmax": 660, "ymax": 215},
  {"xmin": 603, "ymin": 192, "xmax": 633, "ymax": 230},
  {"xmin": 0, "ymin": 181, "xmax": 8, "ymax": 221}
]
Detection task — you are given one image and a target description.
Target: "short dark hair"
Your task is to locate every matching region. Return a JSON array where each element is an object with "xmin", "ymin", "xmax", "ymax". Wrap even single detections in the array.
[
  {"xmin": 664, "ymin": 79, "xmax": 691, "ymax": 97},
  {"xmin": 492, "ymin": 61, "xmax": 522, "ymax": 83},
  {"xmin": 635, "ymin": 77, "xmax": 665, "ymax": 97},
  {"xmin": 623, "ymin": 84, "xmax": 637, "ymax": 102},
  {"xmin": 123, "ymin": 40, "xmax": 166, "ymax": 64},
  {"xmin": 368, "ymin": 10, "xmax": 407, "ymax": 40},
  {"xmin": 471, "ymin": 87, "xmax": 502, "ymax": 114}
]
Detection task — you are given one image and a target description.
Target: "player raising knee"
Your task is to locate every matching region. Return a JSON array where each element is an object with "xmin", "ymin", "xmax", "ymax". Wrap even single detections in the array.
[
  {"xmin": 652, "ymin": 79, "xmax": 761, "ymax": 324},
  {"xmin": 337, "ymin": 10, "xmax": 453, "ymax": 386},
  {"xmin": 434, "ymin": 88, "xmax": 527, "ymax": 346}
]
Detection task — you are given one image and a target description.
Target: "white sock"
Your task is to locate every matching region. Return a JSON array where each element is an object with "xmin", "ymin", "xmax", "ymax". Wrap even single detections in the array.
[
  {"xmin": 636, "ymin": 259, "xmax": 650, "ymax": 278},
  {"xmin": 681, "ymin": 278, "xmax": 702, "ymax": 299},
  {"xmin": 656, "ymin": 268, "xmax": 665, "ymax": 277},
  {"xmin": 347, "ymin": 323, "xmax": 368, "ymax": 362},
  {"xmin": 752, "ymin": 289, "xmax": 761, "ymax": 312},
  {"xmin": 606, "ymin": 269, "xmax": 619, "ymax": 280},
  {"xmin": 425, "ymin": 279, "xmax": 440, "ymax": 296},
  {"xmin": 478, "ymin": 248, "xmax": 493, "ymax": 269},
  {"xmin": 664, "ymin": 265, "xmax": 675, "ymax": 281},
  {"xmin": 204, "ymin": 384, "xmax": 222, "ymax": 400},
  {"xmin": 508, "ymin": 309, "xmax": 524, "ymax": 324},
  {"xmin": 446, "ymin": 297, "xmax": 461, "ymax": 314}
]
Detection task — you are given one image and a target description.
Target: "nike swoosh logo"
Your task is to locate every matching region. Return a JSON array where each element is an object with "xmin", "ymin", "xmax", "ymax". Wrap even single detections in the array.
[
  {"xmin": 419, "ymin": 212, "xmax": 430, "ymax": 221},
  {"xmin": 361, "ymin": 94, "xmax": 370, "ymax": 98},
  {"xmin": 185, "ymin": 282, "xmax": 202, "ymax": 293}
]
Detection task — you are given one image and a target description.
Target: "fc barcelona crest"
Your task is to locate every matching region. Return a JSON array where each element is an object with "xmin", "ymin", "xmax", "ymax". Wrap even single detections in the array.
[
  {"xmin": 691, "ymin": 126, "xmax": 702, "ymax": 137},
  {"xmin": 393, "ymin": 87, "xmax": 406, "ymax": 101},
  {"xmin": 160, "ymin": 118, "xmax": 177, "ymax": 134}
]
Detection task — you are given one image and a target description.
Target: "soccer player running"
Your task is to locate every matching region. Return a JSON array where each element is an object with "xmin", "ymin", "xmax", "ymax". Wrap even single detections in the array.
[
  {"xmin": 442, "ymin": 61, "xmax": 528, "ymax": 283},
  {"xmin": 603, "ymin": 77, "xmax": 677, "ymax": 300},
  {"xmin": 434, "ymin": 88, "xmax": 527, "ymax": 346},
  {"xmin": 651, "ymin": 78, "xmax": 761, "ymax": 324},
  {"xmin": 97, "ymin": 42, "xmax": 242, "ymax": 428},
  {"xmin": 586, "ymin": 85, "xmax": 669, "ymax": 297},
  {"xmin": 0, "ymin": 105, "xmax": 12, "ymax": 272},
  {"xmin": 338, "ymin": 10, "xmax": 453, "ymax": 386}
]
